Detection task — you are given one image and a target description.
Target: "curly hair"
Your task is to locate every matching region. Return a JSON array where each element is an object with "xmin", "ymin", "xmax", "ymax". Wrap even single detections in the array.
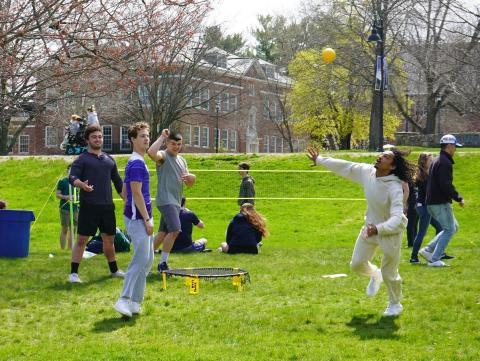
[
  {"xmin": 414, "ymin": 153, "xmax": 432, "ymax": 183},
  {"xmin": 240, "ymin": 203, "xmax": 268, "ymax": 237},
  {"xmin": 391, "ymin": 149, "xmax": 416, "ymax": 184}
]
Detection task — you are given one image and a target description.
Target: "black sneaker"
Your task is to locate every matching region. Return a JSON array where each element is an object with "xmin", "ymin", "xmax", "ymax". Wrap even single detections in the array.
[
  {"xmin": 410, "ymin": 257, "xmax": 420, "ymax": 264},
  {"xmin": 157, "ymin": 262, "xmax": 169, "ymax": 273},
  {"xmin": 441, "ymin": 253, "xmax": 455, "ymax": 260}
]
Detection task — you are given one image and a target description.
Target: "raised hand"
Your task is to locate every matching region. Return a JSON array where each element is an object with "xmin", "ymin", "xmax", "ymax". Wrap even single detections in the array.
[{"xmin": 307, "ymin": 147, "xmax": 319, "ymax": 166}]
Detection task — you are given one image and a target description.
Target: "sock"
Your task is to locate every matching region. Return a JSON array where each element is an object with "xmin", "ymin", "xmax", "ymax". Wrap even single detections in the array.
[
  {"xmin": 71, "ymin": 262, "xmax": 79, "ymax": 274},
  {"xmin": 160, "ymin": 251, "xmax": 170, "ymax": 264},
  {"xmin": 108, "ymin": 261, "xmax": 118, "ymax": 274}
]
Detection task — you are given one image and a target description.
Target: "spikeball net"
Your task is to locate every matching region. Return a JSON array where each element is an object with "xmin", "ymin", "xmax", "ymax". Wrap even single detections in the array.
[{"xmin": 161, "ymin": 267, "xmax": 250, "ymax": 294}]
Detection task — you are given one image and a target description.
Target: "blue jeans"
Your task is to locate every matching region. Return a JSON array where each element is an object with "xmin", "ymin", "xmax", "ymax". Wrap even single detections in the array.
[
  {"xmin": 120, "ymin": 217, "xmax": 154, "ymax": 303},
  {"xmin": 411, "ymin": 204, "xmax": 442, "ymax": 258},
  {"xmin": 426, "ymin": 204, "xmax": 459, "ymax": 262}
]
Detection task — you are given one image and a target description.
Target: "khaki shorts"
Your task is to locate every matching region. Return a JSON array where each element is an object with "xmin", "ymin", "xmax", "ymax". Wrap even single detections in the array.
[{"xmin": 60, "ymin": 209, "xmax": 78, "ymax": 227}]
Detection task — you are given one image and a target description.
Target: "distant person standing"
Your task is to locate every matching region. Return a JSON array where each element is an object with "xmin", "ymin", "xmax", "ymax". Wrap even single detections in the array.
[
  {"xmin": 114, "ymin": 122, "xmax": 154, "ymax": 318},
  {"xmin": 56, "ymin": 164, "xmax": 79, "ymax": 250},
  {"xmin": 148, "ymin": 129, "xmax": 196, "ymax": 272},
  {"xmin": 420, "ymin": 135, "xmax": 464, "ymax": 267},
  {"xmin": 68, "ymin": 125, "xmax": 125, "ymax": 283},
  {"xmin": 238, "ymin": 162, "xmax": 255, "ymax": 206},
  {"xmin": 410, "ymin": 153, "xmax": 442, "ymax": 264}
]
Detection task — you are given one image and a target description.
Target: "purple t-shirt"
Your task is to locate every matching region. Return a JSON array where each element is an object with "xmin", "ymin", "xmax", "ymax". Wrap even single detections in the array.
[{"xmin": 123, "ymin": 153, "xmax": 152, "ymax": 220}]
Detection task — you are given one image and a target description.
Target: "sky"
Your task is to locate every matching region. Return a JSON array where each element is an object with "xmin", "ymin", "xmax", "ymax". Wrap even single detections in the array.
[{"xmin": 206, "ymin": 0, "xmax": 305, "ymax": 45}]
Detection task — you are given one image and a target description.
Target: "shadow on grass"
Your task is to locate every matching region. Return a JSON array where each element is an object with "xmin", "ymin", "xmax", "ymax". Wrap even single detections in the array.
[
  {"xmin": 346, "ymin": 314, "xmax": 400, "ymax": 340},
  {"xmin": 92, "ymin": 315, "xmax": 137, "ymax": 333}
]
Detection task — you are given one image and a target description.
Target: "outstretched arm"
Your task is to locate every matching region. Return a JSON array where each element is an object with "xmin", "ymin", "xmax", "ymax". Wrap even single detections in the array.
[{"xmin": 148, "ymin": 128, "xmax": 168, "ymax": 164}]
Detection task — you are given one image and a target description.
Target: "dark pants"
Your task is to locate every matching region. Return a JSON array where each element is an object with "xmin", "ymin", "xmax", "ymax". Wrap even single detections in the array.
[
  {"xmin": 411, "ymin": 204, "xmax": 442, "ymax": 258},
  {"xmin": 406, "ymin": 204, "xmax": 418, "ymax": 247}
]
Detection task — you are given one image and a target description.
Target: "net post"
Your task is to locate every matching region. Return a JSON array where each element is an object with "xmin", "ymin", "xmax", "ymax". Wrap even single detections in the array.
[{"xmin": 162, "ymin": 272, "xmax": 167, "ymax": 290}]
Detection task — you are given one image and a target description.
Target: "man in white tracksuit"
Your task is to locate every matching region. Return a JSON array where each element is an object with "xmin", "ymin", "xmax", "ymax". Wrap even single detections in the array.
[{"xmin": 308, "ymin": 148, "xmax": 414, "ymax": 316}]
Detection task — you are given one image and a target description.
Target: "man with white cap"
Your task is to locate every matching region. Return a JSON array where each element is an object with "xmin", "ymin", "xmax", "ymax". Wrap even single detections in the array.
[{"xmin": 420, "ymin": 134, "xmax": 464, "ymax": 266}]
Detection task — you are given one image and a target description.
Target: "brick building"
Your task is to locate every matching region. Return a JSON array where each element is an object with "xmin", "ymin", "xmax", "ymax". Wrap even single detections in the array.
[{"xmin": 8, "ymin": 48, "xmax": 306, "ymax": 155}]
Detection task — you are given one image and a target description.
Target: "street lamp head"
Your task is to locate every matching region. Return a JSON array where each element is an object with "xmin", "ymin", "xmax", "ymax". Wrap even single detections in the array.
[{"xmin": 367, "ymin": 28, "xmax": 382, "ymax": 42}]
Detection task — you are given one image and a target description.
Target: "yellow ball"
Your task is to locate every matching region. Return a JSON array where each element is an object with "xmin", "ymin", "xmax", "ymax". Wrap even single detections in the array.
[{"xmin": 322, "ymin": 48, "xmax": 336, "ymax": 63}]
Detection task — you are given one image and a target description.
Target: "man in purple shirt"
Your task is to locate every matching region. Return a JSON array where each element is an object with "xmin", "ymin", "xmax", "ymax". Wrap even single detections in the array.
[
  {"xmin": 114, "ymin": 122, "xmax": 154, "ymax": 318},
  {"xmin": 68, "ymin": 125, "xmax": 124, "ymax": 283}
]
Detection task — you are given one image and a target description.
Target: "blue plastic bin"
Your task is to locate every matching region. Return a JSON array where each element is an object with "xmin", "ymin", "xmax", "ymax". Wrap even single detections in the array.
[{"xmin": 0, "ymin": 210, "xmax": 35, "ymax": 258}]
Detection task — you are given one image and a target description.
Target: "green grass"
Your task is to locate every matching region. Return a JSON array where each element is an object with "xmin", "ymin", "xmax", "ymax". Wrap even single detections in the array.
[{"xmin": 0, "ymin": 151, "xmax": 479, "ymax": 361}]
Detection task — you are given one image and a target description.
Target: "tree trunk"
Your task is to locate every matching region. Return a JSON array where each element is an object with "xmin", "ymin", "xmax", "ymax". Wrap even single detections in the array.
[{"xmin": 340, "ymin": 132, "xmax": 352, "ymax": 150}]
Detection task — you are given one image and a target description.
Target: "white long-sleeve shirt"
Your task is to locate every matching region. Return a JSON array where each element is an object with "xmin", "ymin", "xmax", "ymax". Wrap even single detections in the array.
[{"xmin": 316, "ymin": 156, "xmax": 407, "ymax": 236}]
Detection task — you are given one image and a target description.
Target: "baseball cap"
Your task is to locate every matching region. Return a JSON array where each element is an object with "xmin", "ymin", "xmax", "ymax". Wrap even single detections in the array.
[{"xmin": 440, "ymin": 134, "xmax": 462, "ymax": 147}]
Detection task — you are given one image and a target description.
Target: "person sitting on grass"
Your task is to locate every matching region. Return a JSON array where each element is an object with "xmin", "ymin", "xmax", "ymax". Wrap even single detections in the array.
[
  {"xmin": 171, "ymin": 197, "xmax": 207, "ymax": 253},
  {"xmin": 0, "ymin": 200, "xmax": 6, "ymax": 209},
  {"xmin": 220, "ymin": 203, "xmax": 268, "ymax": 254}
]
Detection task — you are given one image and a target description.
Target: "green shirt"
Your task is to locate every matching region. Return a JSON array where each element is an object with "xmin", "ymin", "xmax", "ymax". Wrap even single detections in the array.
[{"xmin": 57, "ymin": 177, "xmax": 78, "ymax": 211}]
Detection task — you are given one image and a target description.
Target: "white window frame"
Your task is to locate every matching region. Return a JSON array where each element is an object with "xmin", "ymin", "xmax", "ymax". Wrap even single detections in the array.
[
  {"xmin": 45, "ymin": 126, "xmax": 57, "ymax": 148},
  {"xmin": 120, "ymin": 126, "xmax": 131, "ymax": 151},
  {"xmin": 186, "ymin": 86, "xmax": 193, "ymax": 107},
  {"xmin": 248, "ymin": 84, "xmax": 255, "ymax": 96},
  {"xmin": 201, "ymin": 127, "xmax": 209, "ymax": 148},
  {"xmin": 221, "ymin": 129, "xmax": 228, "ymax": 150},
  {"xmin": 263, "ymin": 135, "xmax": 269, "ymax": 153},
  {"xmin": 193, "ymin": 90, "xmax": 201, "ymax": 108},
  {"xmin": 271, "ymin": 136, "xmax": 277, "ymax": 153},
  {"xmin": 102, "ymin": 125, "xmax": 113, "ymax": 151},
  {"xmin": 193, "ymin": 126, "xmax": 201, "ymax": 147},
  {"xmin": 229, "ymin": 130, "xmax": 237, "ymax": 151},
  {"xmin": 230, "ymin": 95, "xmax": 238, "ymax": 112},
  {"xmin": 19, "ymin": 134, "xmax": 29, "ymax": 154},
  {"xmin": 184, "ymin": 125, "xmax": 192, "ymax": 145},
  {"xmin": 222, "ymin": 93, "xmax": 229, "ymax": 112}
]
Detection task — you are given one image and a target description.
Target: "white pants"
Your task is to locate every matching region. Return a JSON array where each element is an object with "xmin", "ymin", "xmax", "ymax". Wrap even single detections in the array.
[{"xmin": 350, "ymin": 228, "xmax": 403, "ymax": 304}]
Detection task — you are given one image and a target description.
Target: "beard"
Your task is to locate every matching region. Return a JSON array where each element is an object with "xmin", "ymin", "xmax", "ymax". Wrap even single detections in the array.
[{"xmin": 89, "ymin": 143, "xmax": 102, "ymax": 150}]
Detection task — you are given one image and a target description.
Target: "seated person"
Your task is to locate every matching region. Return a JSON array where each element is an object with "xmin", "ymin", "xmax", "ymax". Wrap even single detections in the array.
[
  {"xmin": 0, "ymin": 200, "xmax": 6, "ymax": 209},
  {"xmin": 60, "ymin": 114, "xmax": 85, "ymax": 149},
  {"xmin": 220, "ymin": 203, "xmax": 268, "ymax": 254},
  {"xmin": 170, "ymin": 197, "xmax": 207, "ymax": 253}
]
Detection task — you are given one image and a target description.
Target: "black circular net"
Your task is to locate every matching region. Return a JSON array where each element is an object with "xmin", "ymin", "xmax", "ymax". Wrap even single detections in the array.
[{"xmin": 163, "ymin": 267, "xmax": 249, "ymax": 281}]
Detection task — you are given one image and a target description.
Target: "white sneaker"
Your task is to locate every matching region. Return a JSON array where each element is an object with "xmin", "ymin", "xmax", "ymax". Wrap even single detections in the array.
[
  {"xmin": 110, "ymin": 269, "xmax": 126, "ymax": 278},
  {"xmin": 383, "ymin": 303, "xmax": 403, "ymax": 317},
  {"xmin": 366, "ymin": 269, "xmax": 383, "ymax": 297},
  {"xmin": 68, "ymin": 273, "xmax": 82, "ymax": 283},
  {"xmin": 419, "ymin": 247, "xmax": 433, "ymax": 262},
  {"xmin": 114, "ymin": 299, "xmax": 132, "ymax": 318},
  {"xmin": 130, "ymin": 301, "xmax": 141, "ymax": 315},
  {"xmin": 427, "ymin": 260, "xmax": 448, "ymax": 267}
]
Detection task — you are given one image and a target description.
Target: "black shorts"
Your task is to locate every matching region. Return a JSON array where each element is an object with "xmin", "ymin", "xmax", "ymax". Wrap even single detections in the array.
[
  {"xmin": 227, "ymin": 244, "xmax": 258, "ymax": 254},
  {"xmin": 78, "ymin": 203, "xmax": 116, "ymax": 236}
]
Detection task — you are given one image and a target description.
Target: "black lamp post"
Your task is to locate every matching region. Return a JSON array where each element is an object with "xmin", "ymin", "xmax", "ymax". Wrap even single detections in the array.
[
  {"xmin": 215, "ymin": 101, "xmax": 220, "ymax": 153},
  {"xmin": 368, "ymin": 19, "xmax": 385, "ymax": 151}
]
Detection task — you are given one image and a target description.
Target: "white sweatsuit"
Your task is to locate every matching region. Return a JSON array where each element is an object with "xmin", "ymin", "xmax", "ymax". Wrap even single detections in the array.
[{"xmin": 316, "ymin": 156, "xmax": 407, "ymax": 304}]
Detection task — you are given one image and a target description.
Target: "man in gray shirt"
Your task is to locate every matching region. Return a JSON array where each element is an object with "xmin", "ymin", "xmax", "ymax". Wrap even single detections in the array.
[{"xmin": 148, "ymin": 129, "xmax": 196, "ymax": 272}]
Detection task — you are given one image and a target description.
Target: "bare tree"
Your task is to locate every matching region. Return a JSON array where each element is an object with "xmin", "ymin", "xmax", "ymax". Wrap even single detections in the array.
[{"xmin": 0, "ymin": 0, "xmax": 211, "ymax": 155}]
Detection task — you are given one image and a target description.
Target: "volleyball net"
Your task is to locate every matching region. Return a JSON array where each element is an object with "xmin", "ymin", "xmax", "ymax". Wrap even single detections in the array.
[{"xmin": 116, "ymin": 169, "xmax": 365, "ymax": 201}]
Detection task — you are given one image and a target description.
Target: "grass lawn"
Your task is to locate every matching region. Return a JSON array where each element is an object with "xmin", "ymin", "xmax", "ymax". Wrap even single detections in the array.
[{"xmin": 0, "ymin": 151, "xmax": 479, "ymax": 361}]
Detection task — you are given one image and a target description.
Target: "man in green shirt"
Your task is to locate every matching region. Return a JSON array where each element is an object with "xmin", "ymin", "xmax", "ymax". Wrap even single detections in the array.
[{"xmin": 56, "ymin": 165, "xmax": 79, "ymax": 250}]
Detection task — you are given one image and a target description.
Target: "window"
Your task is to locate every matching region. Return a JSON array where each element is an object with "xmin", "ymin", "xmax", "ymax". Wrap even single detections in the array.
[
  {"xmin": 138, "ymin": 85, "xmax": 149, "ymax": 105},
  {"xmin": 201, "ymin": 88, "xmax": 209, "ymax": 110},
  {"xmin": 230, "ymin": 95, "xmax": 238, "ymax": 112},
  {"xmin": 45, "ymin": 126, "xmax": 57, "ymax": 147},
  {"xmin": 193, "ymin": 90, "xmax": 201, "ymax": 108},
  {"xmin": 229, "ymin": 130, "xmax": 237, "ymax": 150},
  {"xmin": 120, "ymin": 126, "xmax": 131, "ymax": 151},
  {"xmin": 271, "ymin": 136, "xmax": 277, "ymax": 153},
  {"xmin": 263, "ymin": 135, "xmax": 269, "ymax": 153},
  {"xmin": 278, "ymin": 137, "xmax": 284, "ymax": 153},
  {"xmin": 222, "ymin": 93, "xmax": 229, "ymax": 112},
  {"xmin": 193, "ymin": 126, "xmax": 200, "ymax": 147},
  {"xmin": 186, "ymin": 86, "xmax": 193, "ymax": 107},
  {"xmin": 221, "ymin": 129, "xmax": 228, "ymax": 149},
  {"xmin": 184, "ymin": 125, "xmax": 192, "ymax": 145},
  {"xmin": 19, "ymin": 135, "xmax": 29, "ymax": 154},
  {"xmin": 248, "ymin": 84, "xmax": 255, "ymax": 96},
  {"xmin": 263, "ymin": 97, "xmax": 270, "ymax": 118},
  {"xmin": 102, "ymin": 125, "xmax": 112, "ymax": 151},
  {"xmin": 201, "ymin": 127, "xmax": 209, "ymax": 148}
]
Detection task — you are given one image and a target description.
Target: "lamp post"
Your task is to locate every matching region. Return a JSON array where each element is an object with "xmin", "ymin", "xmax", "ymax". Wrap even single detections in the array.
[
  {"xmin": 368, "ymin": 19, "xmax": 385, "ymax": 151},
  {"xmin": 215, "ymin": 101, "xmax": 220, "ymax": 153},
  {"xmin": 436, "ymin": 96, "xmax": 442, "ymax": 134}
]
